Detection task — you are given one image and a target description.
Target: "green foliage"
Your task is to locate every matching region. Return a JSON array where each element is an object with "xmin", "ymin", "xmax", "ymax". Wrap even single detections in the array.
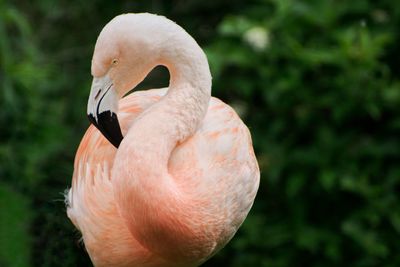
[
  {"xmin": 0, "ymin": 0, "xmax": 399, "ymax": 266},
  {"xmin": 0, "ymin": 183, "xmax": 31, "ymax": 267}
]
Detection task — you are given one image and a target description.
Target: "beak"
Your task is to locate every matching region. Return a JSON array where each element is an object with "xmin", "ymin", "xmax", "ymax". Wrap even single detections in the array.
[{"xmin": 87, "ymin": 74, "xmax": 123, "ymax": 148}]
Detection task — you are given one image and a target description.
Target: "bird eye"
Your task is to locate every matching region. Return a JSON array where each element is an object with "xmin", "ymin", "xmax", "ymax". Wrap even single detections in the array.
[{"xmin": 112, "ymin": 59, "xmax": 118, "ymax": 65}]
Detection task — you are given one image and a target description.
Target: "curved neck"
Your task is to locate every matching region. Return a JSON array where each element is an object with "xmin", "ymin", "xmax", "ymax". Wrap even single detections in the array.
[
  {"xmin": 118, "ymin": 23, "xmax": 212, "ymax": 159},
  {"xmin": 112, "ymin": 25, "xmax": 213, "ymax": 262},
  {"xmin": 161, "ymin": 36, "xmax": 211, "ymax": 94},
  {"xmin": 126, "ymin": 22, "xmax": 212, "ymax": 144},
  {"xmin": 159, "ymin": 37, "xmax": 212, "ymax": 142},
  {"xmin": 122, "ymin": 29, "xmax": 212, "ymax": 178}
]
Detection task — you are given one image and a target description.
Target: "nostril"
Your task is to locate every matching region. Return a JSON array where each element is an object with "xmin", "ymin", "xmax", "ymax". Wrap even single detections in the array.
[{"xmin": 94, "ymin": 89, "xmax": 102, "ymax": 100}]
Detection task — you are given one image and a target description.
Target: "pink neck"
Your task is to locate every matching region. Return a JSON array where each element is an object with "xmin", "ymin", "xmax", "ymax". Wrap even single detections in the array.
[{"xmin": 112, "ymin": 32, "xmax": 212, "ymax": 262}]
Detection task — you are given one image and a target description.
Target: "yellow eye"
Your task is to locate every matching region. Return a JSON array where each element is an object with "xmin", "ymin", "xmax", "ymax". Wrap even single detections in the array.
[{"xmin": 112, "ymin": 59, "xmax": 118, "ymax": 65}]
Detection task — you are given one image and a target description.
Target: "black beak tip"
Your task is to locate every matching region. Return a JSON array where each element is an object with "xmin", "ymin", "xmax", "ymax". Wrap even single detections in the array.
[
  {"xmin": 87, "ymin": 111, "xmax": 123, "ymax": 148},
  {"xmin": 88, "ymin": 113, "xmax": 98, "ymax": 128}
]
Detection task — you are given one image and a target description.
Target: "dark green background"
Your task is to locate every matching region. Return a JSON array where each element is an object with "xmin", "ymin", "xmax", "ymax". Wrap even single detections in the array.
[{"xmin": 1, "ymin": 0, "xmax": 399, "ymax": 266}]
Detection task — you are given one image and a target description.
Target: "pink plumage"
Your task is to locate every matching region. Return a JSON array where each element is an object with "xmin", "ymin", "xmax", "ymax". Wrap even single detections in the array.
[{"xmin": 67, "ymin": 13, "xmax": 259, "ymax": 267}]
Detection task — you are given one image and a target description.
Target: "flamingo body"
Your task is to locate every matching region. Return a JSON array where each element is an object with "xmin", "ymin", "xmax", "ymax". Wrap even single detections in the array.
[{"xmin": 67, "ymin": 13, "xmax": 259, "ymax": 267}]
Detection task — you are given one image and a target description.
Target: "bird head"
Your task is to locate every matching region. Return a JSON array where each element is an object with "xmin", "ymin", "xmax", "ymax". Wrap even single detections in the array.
[{"xmin": 87, "ymin": 13, "xmax": 163, "ymax": 148}]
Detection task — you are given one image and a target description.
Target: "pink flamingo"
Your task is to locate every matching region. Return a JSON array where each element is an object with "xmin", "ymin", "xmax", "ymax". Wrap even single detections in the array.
[{"xmin": 66, "ymin": 13, "xmax": 260, "ymax": 267}]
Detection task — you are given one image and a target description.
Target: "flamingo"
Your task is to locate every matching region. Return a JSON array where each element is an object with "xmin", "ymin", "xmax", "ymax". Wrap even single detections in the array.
[{"xmin": 66, "ymin": 13, "xmax": 260, "ymax": 267}]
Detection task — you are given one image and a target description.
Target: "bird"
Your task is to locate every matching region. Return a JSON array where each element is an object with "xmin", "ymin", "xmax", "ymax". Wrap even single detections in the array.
[{"xmin": 66, "ymin": 13, "xmax": 260, "ymax": 267}]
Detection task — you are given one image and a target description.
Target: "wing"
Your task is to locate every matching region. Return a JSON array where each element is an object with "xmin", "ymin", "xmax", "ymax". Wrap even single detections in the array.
[{"xmin": 169, "ymin": 97, "xmax": 260, "ymax": 252}]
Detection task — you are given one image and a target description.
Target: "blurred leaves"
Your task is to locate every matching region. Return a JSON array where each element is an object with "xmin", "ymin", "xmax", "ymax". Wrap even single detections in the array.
[
  {"xmin": 0, "ymin": 0, "xmax": 399, "ymax": 266},
  {"xmin": 205, "ymin": 0, "xmax": 400, "ymax": 266},
  {"xmin": 0, "ymin": 183, "xmax": 31, "ymax": 267}
]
